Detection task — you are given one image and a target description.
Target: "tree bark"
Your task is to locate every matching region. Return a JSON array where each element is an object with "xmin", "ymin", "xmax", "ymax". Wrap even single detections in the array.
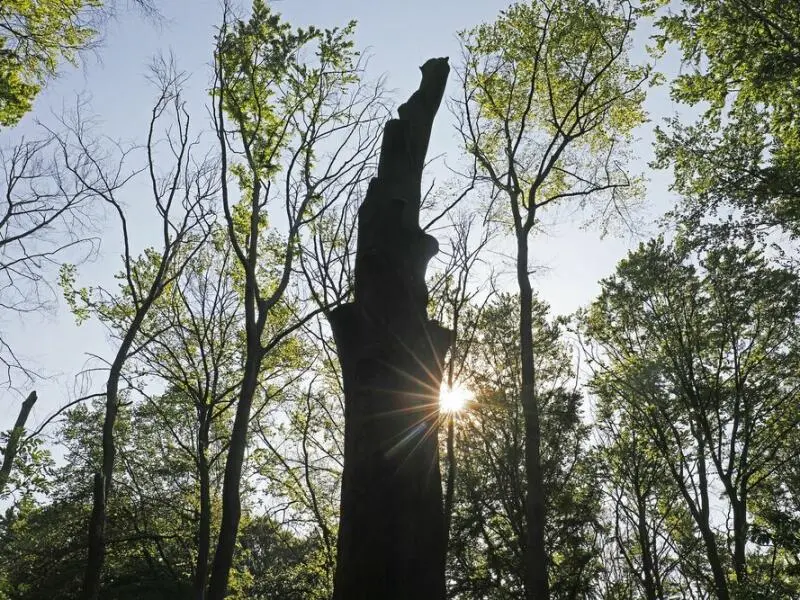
[
  {"xmin": 328, "ymin": 57, "xmax": 452, "ymax": 600},
  {"xmin": 83, "ymin": 284, "xmax": 175, "ymax": 599},
  {"xmin": 700, "ymin": 526, "xmax": 730, "ymax": 600},
  {"xmin": 731, "ymin": 495, "xmax": 748, "ymax": 585},
  {"xmin": 83, "ymin": 471, "xmax": 106, "ymax": 600},
  {"xmin": 0, "ymin": 390, "xmax": 37, "ymax": 496},
  {"xmin": 83, "ymin": 353, "xmax": 127, "ymax": 600},
  {"xmin": 207, "ymin": 346, "xmax": 261, "ymax": 600},
  {"xmin": 443, "ymin": 414, "xmax": 457, "ymax": 551},
  {"xmin": 635, "ymin": 491, "xmax": 658, "ymax": 600},
  {"xmin": 694, "ymin": 437, "xmax": 731, "ymax": 600},
  {"xmin": 83, "ymin": 308, "xmax": 148, "ymax": 600},
  {"xmin": 194, "ymin": 413, "xmax": 212, "ymax": 600},
  {"xmin": 517, "ymin": 232, "xmax": 550, "ymax": 600}
]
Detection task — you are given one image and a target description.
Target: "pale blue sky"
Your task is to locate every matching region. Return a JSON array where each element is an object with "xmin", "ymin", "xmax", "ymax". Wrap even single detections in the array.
[{"xmin": 1, "ymin": 1, "xmax": 683, "ymax": 434}]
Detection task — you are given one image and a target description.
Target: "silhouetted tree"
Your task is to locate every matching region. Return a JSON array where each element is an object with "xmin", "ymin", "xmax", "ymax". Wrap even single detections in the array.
[{"xmin": 328, "ymin": 57, "xmax": 452, "ymax": 599}]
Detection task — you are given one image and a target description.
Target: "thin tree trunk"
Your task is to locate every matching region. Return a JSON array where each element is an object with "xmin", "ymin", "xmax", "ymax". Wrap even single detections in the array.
[
  {"xmin": 732, "ymin": 496, "xmax": 748, "ymax": 584},
  {"xmin": 443, "ymin": 415, "xmax": 457, "ymax": 550},
  {"xmin": 656, "ymin": 423, "xmax": 730, "ymax": 600},
  {"xmin": 516, "ymin": 231, "xmax": 550, "ymax": 600},
  {"xmin": 700, "ymin": 526, "xmax": 730, "ymax": 600},
  {"xmin": 83, "ymin": 358, "xmax": 125, "ymax": 600},
  {"xmin": 0, "ymin": 391, "xmax": 37, "ymax": 496},
  {"xmin": 328, "ymin": 57, "xmax": 452, "ymax": 600},
  {"xmin": 635, "ymin": 492, "xmax": 658, "ymax": 600},
  {"xmin": 194, "ymin": 415, "xmax": 212, "ymax": 600},
  {"xmin": 83, "ymin": 295, "xmax": 153, "ymax": 600},
  {"xmin": 83, "ymin": 472, "xmax": 105, "ymax": 600},
  {"xmin": 207, "ymin": 348, "xmax": 261, "ymax": 600},
  {"xmin": 696, "ymin": 437, "xmax": 730, "ymax": 600},
  {"xmin": 443, "ymin": 315, "xmax": 458, "ymax": 552}
]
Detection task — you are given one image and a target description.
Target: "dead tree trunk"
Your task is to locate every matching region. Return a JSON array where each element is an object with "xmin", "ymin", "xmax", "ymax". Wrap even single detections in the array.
[
  {"xmin": 328, "ymin": 58, "xmax": 452, "ymax": 600},
  {"xmin": 0, "ymin": 391, "xmax": 37, "ymax": 496}
]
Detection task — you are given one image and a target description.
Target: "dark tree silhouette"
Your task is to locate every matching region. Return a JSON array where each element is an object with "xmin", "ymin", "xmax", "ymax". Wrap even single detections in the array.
[
  {"xmin": 0, "ymin": 391, "xmax": 37, "ymax": 496},
  {"xmin": 328, "ymin": 57, "xmax": 452, "ymax": 600}
]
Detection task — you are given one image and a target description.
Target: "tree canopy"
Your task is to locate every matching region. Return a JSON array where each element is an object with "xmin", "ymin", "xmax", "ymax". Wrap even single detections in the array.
[{"xmin": 654, "ymin": 0, "xmax": 800, "ymax": 237}]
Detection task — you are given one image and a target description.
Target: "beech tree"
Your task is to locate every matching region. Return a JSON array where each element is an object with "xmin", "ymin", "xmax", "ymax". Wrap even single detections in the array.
[
  {"xmin": 595, "ymin": 410, "xmax": 704, "ymax": 599},
  {"xmin": 54, "ymin": 61, "xmax": 216, "ymax": 600},
  {"xmin": 126, "ymin": 238, "xmax": 245, "ymax": 599},
  {"xmin": 454, "ymin": 1, "xmax": 650, "ymax": 597},
  {"xmin": 207, "ymin": 3, "xmax": 383, "ymax": 597},
  {"xmin": 585, "ymin": 236, "xmax": 800, "ymax": 598},
  {"xmin": 0, "ymin": 0, "xmax": 160, "ymax": 127},
  {"xmin": 653, "ymin": 0, "xmax": 800, "ymax": 238},
  {"xmin": 446, "ymin": 294, "xmax": 601, "ymax": 599}
]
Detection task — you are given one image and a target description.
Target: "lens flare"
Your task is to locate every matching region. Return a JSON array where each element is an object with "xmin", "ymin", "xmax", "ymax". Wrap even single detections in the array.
[{"xmin": 439, "ymin": 383, "xmax": 473, "ymax": 413}]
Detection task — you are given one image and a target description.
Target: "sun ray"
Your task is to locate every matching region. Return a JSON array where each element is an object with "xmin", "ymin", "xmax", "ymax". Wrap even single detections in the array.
[{"xmin": 439, "ymin": 383, "xmax": 473, "ymax": 414}]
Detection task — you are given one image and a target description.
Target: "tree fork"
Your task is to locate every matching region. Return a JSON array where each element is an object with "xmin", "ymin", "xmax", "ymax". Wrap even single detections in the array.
[{"xmin": 328, "ymin": 57, "xmax": 452, "ymax": 600}]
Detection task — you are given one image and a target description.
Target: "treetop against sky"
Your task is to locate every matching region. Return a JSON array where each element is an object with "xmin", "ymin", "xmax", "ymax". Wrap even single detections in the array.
[{"xmin": 0, "ymin": 0, "xmax": 679, "ymax": 431}]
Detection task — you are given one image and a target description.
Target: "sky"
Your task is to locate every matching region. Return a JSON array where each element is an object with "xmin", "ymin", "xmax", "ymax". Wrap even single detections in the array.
[{"xmin": 0, "ymin": 0, "xmax": 685, "ymax": 435}]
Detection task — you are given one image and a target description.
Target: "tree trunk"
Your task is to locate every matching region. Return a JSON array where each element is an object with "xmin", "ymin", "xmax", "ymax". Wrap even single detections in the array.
[
  {"xmin": 328, "ymin": 57, "xmax": 452, "ymax": 600},
  {"xmin": 635, "ymin": 492, "xmax": 658, "ymax": 600},
  {"xmin": 443, "ymin": 414, "xmax": 456, "ymax": 551},
  {"xmin": 696, "ymin": 437, "xmax": 730, "ymax": 600},
  {"xmin": 207, "ymin": 349, "xmax": 261, "ymax": 600},
  {"xmin": 443, "ymin": 308, "xmax": 458, "ymax": 552},
  {"xmin": 731, "ymin": 495, "xmax": 748, "ymax": 585},
  {"xmin": 517, "ymin": 232, "xmax": 550, "ymax": 600},
  {"xmin": 83, "ymin": 361, "xmax": 124, "ymax": 600},
  {"xmin": 700, "ymin": 526, "xmax": 730, "ymax": 600},
  {"xmin": 83, "ymin": 305, "xmax": 149, "ymax": 600},
  {"xmin": 83, "ymin": 472, "xmax": 106, "ymax": 600},
  {"xmin": 194, "ymin": 415, "xmax": 212, "ymax": 600},
  {"xmin": 0, "ymin": 390, "xmax": 37, "ymax": 496}
]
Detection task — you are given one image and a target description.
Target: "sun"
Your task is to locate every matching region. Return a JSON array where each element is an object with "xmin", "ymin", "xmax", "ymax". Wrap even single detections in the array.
[{"xmin": 439, "ymin": 382, "xmax": 473, "ymax": 413}]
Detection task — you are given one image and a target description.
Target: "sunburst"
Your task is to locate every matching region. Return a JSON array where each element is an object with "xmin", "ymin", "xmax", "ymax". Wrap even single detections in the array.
[{"xmin": 439, "ymin": 382, "xmax": 473, "ymax": 413}]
